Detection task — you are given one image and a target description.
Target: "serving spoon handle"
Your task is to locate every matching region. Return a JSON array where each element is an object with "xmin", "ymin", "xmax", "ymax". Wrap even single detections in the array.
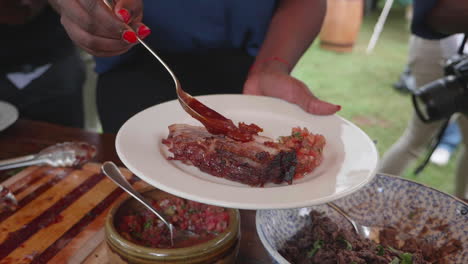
[
  {"xmin": 102, "ymin": 0, "xmax": 252, "ymax": 141},
  {"xmin": 0, "ymin": 155, "xmax": 38, "ymax": 170}
]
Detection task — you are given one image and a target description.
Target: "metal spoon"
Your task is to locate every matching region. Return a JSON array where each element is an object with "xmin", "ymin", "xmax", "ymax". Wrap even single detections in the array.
[
  {"xmin": 101, "ymin": 161, "xmax": 176, "ymax": 246},
  {"xmin": 101, "ymin": 0, "xmax": 233, "ymax": 134},
  {"xmin": 0, "ymin": 142, "xmax": 97, "ymax": 171},
  {"xmin": 327, "ymin": 202, "xmax": 381, "ymax": 242}
]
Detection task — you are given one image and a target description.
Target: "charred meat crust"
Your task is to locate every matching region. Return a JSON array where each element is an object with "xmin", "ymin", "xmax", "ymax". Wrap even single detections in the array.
[{"xmin": 162, "ymin": 124, "xmax": 297, "ymax": 186}]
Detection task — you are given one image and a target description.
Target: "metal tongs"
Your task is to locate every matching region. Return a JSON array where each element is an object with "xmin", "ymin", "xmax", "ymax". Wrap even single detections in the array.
[
  {"xmin": 0, "ymin": 142, "xmax": 96, "ymax": 212},
  {"xmin": 0, "ymin": 142, "xmax": 97, "ymax": 171},
  {"xmin": 0, "ymin": 142, "xmax": 96, "ymax": 170}
]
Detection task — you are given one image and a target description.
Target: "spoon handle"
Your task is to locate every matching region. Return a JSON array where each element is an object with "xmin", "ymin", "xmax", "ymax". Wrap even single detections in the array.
[
  {"xmin": 101, "ymin": 0, "xmax": 177, "ymax": 83},
  {"xmin": 0, "ymin": 154, "xmax": 36, "ymax": 166},
  {"xmin": 0, "ymin": 155, "xmax": 44, "ymax": 170},
  {"xmin": 327, "ymin": 202, "xmax": 360, "ymax": 234},
  {"xmin": 101, "ymin": 162, "xmax": 173, "ymax": 229}
]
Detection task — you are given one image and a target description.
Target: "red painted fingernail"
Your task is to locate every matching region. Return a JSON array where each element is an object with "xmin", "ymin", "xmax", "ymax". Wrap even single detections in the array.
[
  {"xmin": 137, "ymin": 25, "xmax": 151, "ymax": 39},
  {"xmin": 122, "ymin": 30, "xmax": 137, "ymax": 43},
  {"xmin": 117, "ymin": 9, "xmax": 131, "ymax": 24}
]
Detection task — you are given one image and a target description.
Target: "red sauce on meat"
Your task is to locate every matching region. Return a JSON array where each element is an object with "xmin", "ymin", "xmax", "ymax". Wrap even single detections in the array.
[
  {"xmin": 116, "ymin": 197, "xmax": 230, "ymax": 249},
  {"xmin": 184, "ymin": 97, "xmax": 262, "ymax": 142}
]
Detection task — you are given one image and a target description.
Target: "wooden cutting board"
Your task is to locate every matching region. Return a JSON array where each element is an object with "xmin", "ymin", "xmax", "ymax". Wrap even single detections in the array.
[{"xmin": 0, "ymin": 163, "xmax": 148, "ymax": 264}]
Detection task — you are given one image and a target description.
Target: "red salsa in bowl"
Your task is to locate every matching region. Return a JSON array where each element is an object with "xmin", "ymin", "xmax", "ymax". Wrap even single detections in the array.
[
  {"xmin": 105, "ymin": 189, "xmax": 240, "ymax": 263},
  {"xmin": 116, "ymin": 197, "xmax": 230, "ymax": 249}
]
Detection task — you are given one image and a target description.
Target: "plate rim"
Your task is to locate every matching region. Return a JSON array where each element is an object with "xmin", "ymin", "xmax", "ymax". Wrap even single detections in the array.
[{"xmin": 0, "ymin": 100, "xmax": 19, "ymax": 132}]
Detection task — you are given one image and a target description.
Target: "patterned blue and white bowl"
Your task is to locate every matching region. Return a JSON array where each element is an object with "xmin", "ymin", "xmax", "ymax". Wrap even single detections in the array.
[{"xmin": 256, "ymin": 174, "xmax": 468, "ymax": 264}]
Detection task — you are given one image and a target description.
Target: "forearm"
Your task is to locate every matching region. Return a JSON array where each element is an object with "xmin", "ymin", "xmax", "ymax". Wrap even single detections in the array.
[
  {"xmin": 427, "ymin": 0, "xmax": 468, "ymax": 35},
  {"xmin": 252, "ymin": 0, "xmax": 326, "ymax": 74}
]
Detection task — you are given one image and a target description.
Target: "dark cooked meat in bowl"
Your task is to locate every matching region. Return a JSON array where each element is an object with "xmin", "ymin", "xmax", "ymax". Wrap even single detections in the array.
[
  {"xmin": 279, "ymin": 210, "xmax": 462, "ymax": 264},
  {"xmin": 256, "ymin": 174, "xmax": 468, "ymax": 264}
]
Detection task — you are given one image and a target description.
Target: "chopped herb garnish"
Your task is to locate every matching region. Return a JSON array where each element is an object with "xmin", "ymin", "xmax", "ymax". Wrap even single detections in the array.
[
  {"xmin": 307, "ymin": 240, "xmax": 324, "ymax": 258},
  {"xmin": 339, "ymin": 238, "xmax": 353, "ymax": 250},
  {"xmin": 292, "ymin": 132, "xmax": 303, "ymax": 139},
  {"xmin": 131, "ymin": 231, "xmax": 142, "ymax": 238},
  {"xmin": 399, "ymin": 253, "xmax": 413, "ymax": 264},
  {"xmin": 143, "ymin": 220, "xmax": 153, "ymax": 231},
  {"xmin": 376, "ymin": 245, "xmax": 385, "ymax": 256},
  {"xmin": 387, "ymin": 251, "xmax": 412, "ymax": 264},
  {"xmin": 387, "ymin": 246, "xmax": 401, "ymax": 254}
]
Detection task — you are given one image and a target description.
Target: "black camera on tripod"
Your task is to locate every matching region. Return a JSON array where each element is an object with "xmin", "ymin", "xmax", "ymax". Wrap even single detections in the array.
[{"xmin": 412, "ymin": 53, "xmax": 468, "ymax": 122}]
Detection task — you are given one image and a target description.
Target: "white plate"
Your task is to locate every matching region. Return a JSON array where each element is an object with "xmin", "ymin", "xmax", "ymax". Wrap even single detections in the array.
[
  {"xmin": 0, "ymin": 101, "xmax": 19, "ymax": 132},
  {"xmin": 116, "ymin": 95, "xmax": 379, "ymax": 209}
]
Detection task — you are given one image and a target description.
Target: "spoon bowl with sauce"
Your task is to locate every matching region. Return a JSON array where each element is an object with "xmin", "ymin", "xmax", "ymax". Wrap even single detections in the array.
[
  {"xmin": 102, "ymin": 0, "xmax": 261, "ymax": 142},
  {"xmin": 138, "ymin": 32, "xmax": 262, "ymax": 142}
]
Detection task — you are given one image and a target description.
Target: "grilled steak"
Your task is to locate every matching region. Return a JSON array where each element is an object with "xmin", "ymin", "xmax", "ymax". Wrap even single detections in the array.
[{"xmin": 162, "ymin": 124, "xmax": 297, "ymax": 186}]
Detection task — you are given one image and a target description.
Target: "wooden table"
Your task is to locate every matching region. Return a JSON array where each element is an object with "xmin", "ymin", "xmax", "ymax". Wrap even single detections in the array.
[{"xmin": 0, "ymin": 119, "xmax": 274, "ymax": 264}]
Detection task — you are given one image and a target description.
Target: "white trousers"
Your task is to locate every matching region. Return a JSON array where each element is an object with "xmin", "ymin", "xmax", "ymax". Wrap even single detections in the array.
[{"xmin": 378, "ymin": 35, "xmax": 468, "ymax": 199}]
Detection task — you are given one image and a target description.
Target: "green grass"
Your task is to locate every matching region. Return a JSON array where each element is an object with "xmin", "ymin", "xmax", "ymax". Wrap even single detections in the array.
[{"xmin": 293, "ymin": 7, "xmax": 457, "ymax": 195}]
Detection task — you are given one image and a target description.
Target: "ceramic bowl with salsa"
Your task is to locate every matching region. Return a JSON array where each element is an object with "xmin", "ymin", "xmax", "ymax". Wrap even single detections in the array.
[{"xmin": 105, "ymin": 188, "xmax": 240, "ymax": 264}]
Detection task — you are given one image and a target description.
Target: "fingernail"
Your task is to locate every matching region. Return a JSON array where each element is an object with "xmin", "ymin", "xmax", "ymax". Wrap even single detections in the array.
[
  {"xmin": 117, "ymin": 9, "xmax": 131, "ymax": 24},
  {"xmin": 137, "ymin": 25, "xmax": 151, "ymax": 39},
  {"xmin": 122, "ymin": 30, "xmax": 137, "ymax": 43}
]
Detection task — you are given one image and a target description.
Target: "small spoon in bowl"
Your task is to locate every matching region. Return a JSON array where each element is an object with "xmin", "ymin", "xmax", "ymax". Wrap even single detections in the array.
[
  {"xmin": 101, "ymin": 162, "xmax": 199, "ymax": 246},
  {"xmin": 327, "ymin": 202, "xmax": 382, "ymax": 242},
  {"xmin": 101, "ymin": 162, "xmax": 177, "ymax": 246}
]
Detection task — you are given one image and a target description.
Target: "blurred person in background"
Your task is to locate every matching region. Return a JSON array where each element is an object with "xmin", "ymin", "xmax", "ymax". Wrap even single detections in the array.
[
  {"xmin": 392, "ymin": 36, "xmax": 465, "ymax": 167},
  {"xmin": 47, "ymin": 0, "xmax": 341, "ymax": 134},
  {"xmin": 0, "ymin": 0, "xmax": 85, "ymax": 128},
  {"xmin": 393, "ymin": 65, "xmax": 415, "ymax": 94},
  {"xmin": 392, "ymin": 66, "xmax": 463, "ymax": 167},
  {"xmin": 379, "ymin": 0, "xmax": 468, "ymax": 199}
]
